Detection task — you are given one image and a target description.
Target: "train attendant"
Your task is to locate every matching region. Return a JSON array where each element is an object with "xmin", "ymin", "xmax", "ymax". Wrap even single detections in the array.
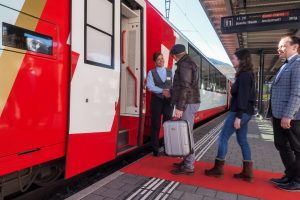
[
  {"xmin": 205, "ymin": 49, "xmax": 256, "ymax": 182},
  {"xmin": 147, "ymin": 52, "xmax": 173, "ymax": 157},
  {"xmin": 170, "ymin": 44, "xmax": 200, "ymax": 175},
  {"xmin": 268, "ymin": 36, "xmax": 300, "ymax": 191}
]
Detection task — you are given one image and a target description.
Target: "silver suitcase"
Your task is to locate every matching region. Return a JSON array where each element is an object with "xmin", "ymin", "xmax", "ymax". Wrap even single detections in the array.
[{"xmin": 163, "ymin": 119, "xmax": 194, "ymax": 157}]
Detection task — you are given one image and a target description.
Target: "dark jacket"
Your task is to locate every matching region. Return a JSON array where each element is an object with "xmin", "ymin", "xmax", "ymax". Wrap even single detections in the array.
[
  {"xmin": 171, "ymin": 54, "xmax": 200, "ymax": 111},
  {"xmin": 230, "ymin": 71, "xmax": 256, "ymax": 118}
]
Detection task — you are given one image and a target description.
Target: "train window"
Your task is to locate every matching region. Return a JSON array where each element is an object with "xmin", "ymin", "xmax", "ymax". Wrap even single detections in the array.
[
  {"xmin": 188, "ymin": 45, "xmax": 202, "ymax": 88},
  {"xmin": 220, "ymin": 75, "xmax": 227, "ymax": 93},
  {"xmin": 215, "ymin": 71, "xmax": 221, "ymax": 93},
  {"xmin": 2, "ymin": 22, "xmax": 53, "ymax": 55},
  {"xmin": 209, "ymin": 65, "xmax": 216, "ymax": 92},
  {"xmin": 85, "ymin": 0, "xmax": 114, "ymax": 68},
  {"xmin": 202, "ymin": 59, "xmax": 209, "ymax": 90}
]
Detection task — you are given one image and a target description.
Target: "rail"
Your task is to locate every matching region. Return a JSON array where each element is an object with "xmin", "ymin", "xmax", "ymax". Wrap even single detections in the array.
[
  {"xmin": 121, "ymin": 30, "xmax": 126, "ymax": 64},
  {"xmin": 126, "ymin": 66, "xmax": 138, "ymax": 107}
]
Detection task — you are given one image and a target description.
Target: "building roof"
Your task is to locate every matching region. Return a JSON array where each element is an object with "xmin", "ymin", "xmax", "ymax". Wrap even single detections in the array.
[{"xmin": 200, "ymin": 0, "xmax": 300, "ymax": 80}]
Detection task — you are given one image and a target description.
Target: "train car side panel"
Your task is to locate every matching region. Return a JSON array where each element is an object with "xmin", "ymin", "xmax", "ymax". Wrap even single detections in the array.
[
  {"xmin": 0, "ymin": 0, "xmax": 70, "ymax": 175},
  {"xmin": 66, "ymin": 0, "xmax": 121, "ymax": 178}
]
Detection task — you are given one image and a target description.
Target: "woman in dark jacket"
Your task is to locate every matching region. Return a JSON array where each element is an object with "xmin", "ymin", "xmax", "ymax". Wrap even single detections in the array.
[{"xmin": 205, "ymin": 49, "xmax": 256, "ymax": 182}]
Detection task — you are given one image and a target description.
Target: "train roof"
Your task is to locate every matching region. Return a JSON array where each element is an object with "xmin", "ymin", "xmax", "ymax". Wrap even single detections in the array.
[{"xmin": 147, "ymin": 1, "xmax": 230, "ymax": 79}]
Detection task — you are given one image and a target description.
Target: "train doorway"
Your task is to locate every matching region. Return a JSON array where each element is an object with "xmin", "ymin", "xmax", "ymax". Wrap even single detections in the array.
[{"xmin": 118, "ymin": 1, "xmax": 144, "ymax": 153}]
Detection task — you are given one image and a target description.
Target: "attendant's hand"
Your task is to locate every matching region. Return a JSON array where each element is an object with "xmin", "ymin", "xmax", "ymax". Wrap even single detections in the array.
[
  {"xmin": 162, "ymin": 89, "xmax": 171, "ymax": 98},
  {"xmin": 281, "ymin": 117, "xmax": 291, "ymax": 129},
  {"xmin": 234, "ymin": 118, "xmax": 241, "ymax": 129},
  {"xmin": 174, "ymin": 109, "xmax": 183, "ymax": 118}
]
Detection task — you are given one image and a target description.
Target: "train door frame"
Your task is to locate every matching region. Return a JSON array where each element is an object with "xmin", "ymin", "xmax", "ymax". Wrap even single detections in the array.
[
  {"xmin": 66, "ymin": 0, "xmax": 122, "ymax": 178},
  {"xmin": 118, "ymin": 0, "xmax": 145, "ymax": 153}
]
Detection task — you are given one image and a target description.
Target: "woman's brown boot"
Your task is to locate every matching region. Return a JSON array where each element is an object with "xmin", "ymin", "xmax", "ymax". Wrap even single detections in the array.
[
  {"xmin": 204, "ymin": 158, "xmax": 225, "ymax": 178},
  {"xmin": 233, "ymin": 160, "xmax": 253, "ymax": 182}
]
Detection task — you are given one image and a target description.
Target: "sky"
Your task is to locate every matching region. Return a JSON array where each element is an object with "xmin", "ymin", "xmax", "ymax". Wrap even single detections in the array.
[{"xmin": 148, "ymin": 0, "xmax": 232, "ymax": 66}]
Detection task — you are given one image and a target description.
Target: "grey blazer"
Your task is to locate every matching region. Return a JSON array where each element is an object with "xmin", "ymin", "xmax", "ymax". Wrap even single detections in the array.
[{"xmin": 270, "ymin": 54, "xmax": 300, "ymax": 120}]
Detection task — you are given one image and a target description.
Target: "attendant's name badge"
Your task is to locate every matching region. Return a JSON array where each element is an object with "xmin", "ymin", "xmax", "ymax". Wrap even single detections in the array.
[{"xmin": 167, "ymin": 77, "xmax": 171, "ymax": 80}]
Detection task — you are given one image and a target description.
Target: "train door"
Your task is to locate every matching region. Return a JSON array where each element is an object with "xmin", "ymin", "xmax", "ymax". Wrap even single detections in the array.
[
  {"xmin": 66, "ymin": 0, "xmax": 146, "ymax": 178},
  {"xmin": 66, "ymin": 0, "xmax": 122, "ymax": 178},
  {"xmin": 118, "ymin": 1, "xmax": 145, "ymax": 153}
]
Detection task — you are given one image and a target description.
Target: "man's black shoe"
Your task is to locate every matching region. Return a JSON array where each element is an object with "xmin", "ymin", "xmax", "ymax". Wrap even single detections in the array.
[
  {"xmin": 170, "ymin": 166, "xmax": 194, "ymax": 175},
  {"xmin": 277, "ymin": 181, "xmax": 300, "ymax": 192},
  {"xmin": 172, "ymin": 161, "xmax": 184, "ymax": 168},
  {"xmin": 153, "ymin": 151, "xmax": 163, "ymax": 157},
  {"xmin": 270, "ymin": 176, "xmax": 290, "ymax": 185}
]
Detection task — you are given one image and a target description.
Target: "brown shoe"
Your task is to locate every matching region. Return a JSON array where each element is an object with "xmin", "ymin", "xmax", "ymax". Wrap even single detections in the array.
[
  {"xmin": 171, "ymin": 166, "xmax": 194, "ymax": 175},
  {"xmin": 204, "ymin": 158, "xmax": 225, "ymax": 178},
  {"xmin": 233, "ymin": 160, "xmax": 253, "ymax": 182},
  {"xmin": 172, "ymin": 161, "xmax": 184, "ymax": 168}
]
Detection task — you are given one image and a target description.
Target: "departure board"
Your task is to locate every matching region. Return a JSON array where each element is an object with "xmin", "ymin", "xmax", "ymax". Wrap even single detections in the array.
[{"xmin": 221, "ymin": 9, "xmax": 300, "ymax": 33}]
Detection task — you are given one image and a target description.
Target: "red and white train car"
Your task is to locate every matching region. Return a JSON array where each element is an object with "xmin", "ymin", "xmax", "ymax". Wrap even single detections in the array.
[{"xmin": 0, "ymin": 0, "xmax": 229, "ymax": 197}]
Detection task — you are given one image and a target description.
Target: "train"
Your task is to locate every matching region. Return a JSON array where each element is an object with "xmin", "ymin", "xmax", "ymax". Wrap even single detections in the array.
[{"xmin": 0, "ymin": 0, "xmax": 231, "ymax": 198}]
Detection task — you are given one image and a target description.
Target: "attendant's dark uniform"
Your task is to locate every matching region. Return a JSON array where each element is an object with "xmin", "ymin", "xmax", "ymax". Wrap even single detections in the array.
[{"xmin": 147, "ymin": 68, "xmax": 173, "ymax": 156}]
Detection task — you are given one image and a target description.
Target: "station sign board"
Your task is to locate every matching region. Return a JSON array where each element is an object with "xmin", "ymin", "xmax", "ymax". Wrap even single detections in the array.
[{"xmin": 221, "ymin": 9, "xmax": 300, "ymax": 33}]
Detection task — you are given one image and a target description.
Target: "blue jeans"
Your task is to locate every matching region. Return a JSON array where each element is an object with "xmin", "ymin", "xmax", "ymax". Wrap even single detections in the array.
[{"xmin": 217, "ymin": 112, "xmax": 252, "ymax": 160}]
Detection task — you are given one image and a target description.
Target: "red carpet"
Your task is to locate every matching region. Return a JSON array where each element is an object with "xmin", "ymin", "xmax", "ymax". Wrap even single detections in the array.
[{"xmin": 121, "ymin": 155, "xmax": 300, "ymax": 200}]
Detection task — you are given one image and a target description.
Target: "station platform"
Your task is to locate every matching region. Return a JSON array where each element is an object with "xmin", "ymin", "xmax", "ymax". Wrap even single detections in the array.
[{"xmin": 66, "ymin": 114, "xmax": 300, "ymax": 200}]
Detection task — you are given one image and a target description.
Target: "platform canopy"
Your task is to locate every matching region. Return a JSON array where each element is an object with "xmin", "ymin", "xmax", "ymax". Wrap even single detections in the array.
[{"xmin": 199, "ymin": 0, "xmax": 300, "ymax": 81}]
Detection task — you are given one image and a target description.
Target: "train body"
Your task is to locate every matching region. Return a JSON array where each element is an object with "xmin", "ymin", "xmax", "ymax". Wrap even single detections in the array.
[{"xmin": 0, "ymin": 0, "xmax": 230, "ymax": 197}]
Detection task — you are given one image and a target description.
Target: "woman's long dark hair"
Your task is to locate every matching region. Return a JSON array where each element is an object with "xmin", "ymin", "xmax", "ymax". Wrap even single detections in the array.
[{"xmin": 235, "ymin": 49, "xmax": 254, "ymax": 77}]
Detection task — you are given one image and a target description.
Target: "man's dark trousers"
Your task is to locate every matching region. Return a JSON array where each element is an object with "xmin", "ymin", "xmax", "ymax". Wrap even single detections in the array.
[
  {"xmin": 151, "ymin": 95, "xmax": 173, "ymax": 153},
  {"xmin": 273, "ymin": 117, "xmax": 300, "ymax": 182}
]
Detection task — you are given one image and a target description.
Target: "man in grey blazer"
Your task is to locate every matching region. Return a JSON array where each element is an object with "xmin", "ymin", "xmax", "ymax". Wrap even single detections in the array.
[{"xmin": 269, "ymin": 35, "xmax": 300, "ymax": 191}]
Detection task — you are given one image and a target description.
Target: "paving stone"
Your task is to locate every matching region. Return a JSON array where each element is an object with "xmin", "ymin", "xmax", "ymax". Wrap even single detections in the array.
[
  {"xmin": 203, "ymin": 197, "xmax": 221, "ymax": 200},
  {"xmin": 176, "ymin": 184, "xmax": 198, "ymax": 193},
  {"xmin": 238, "ymin": 195, "xmax": 260, "ymax": 200},
  {"xmin": 81, "ymin": 194, "xmax": 106, "ymax": 200},
  {"xmin": 93, "ymin": 187, "xmax": 123, "ymax": 199},
  {"xmin": 215, "ymin": 191, "xmax": 237, "ymax": 200},
  {"xmin": 122, "ymin": 176, "xmax": 146, "ymax": 185},
  {"xmin": 120, "ymin": 183, "xmax": 141, "ymax": 192},
  {"xmin": 116, "ymin": 191, "xmax": 131, "ymax": 200},
  {"xmin": 104, "ymin": 179, "xmax": 126, "ymax": 189},
  {"xmin": 180, "ymin": 192, "xmax": 204, "ymax": 200},
  {"xmin": 133, "ymin": 193, "xmax": 144, "ymax": 200},
  {"xmin": 169, "ymin": 190, "xmax": 184, "ymax": 199},
  {"xmin": 92, "ymin": 187, "xmax": 108, "ymax": 195},
  {"xmin": 196, "ymin": 187, "xmax": 217, "ymax": 197},
  {"xmin": 134, "ymin": 178, "xmax": 148, "ymax": 186},
  {"xmin": 119, "ymin": 173, "xmax": 137, "ymax": 180}
]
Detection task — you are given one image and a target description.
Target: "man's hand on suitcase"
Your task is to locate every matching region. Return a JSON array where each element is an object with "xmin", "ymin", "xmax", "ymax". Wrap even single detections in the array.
[{"xmin": 174, "ymin": 109, "xmax": 183, "ymax": 118}]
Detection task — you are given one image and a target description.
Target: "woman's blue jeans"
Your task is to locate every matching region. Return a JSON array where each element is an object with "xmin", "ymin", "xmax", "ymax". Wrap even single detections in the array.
[{"xmin": 217, "ymin": 112, "xmax": 252, "ymax": 160}]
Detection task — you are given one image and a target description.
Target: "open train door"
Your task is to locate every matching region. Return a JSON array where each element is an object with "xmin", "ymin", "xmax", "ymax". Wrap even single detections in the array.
[
  {"xmin": 66, "ymin": 0, "xmax": 122, "ymax": 178},
  {"xmin": 118, "ymin": 0, "xmax": 146, "ymax": 153}
]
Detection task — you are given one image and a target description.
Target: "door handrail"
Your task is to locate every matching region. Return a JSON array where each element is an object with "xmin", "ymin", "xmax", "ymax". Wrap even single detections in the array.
[
  {"xmin": 121, "ymin": 30, "xmax": 126, "ymax": 64},
  {"xmin": 126, "ymin": 66, "xmax": 138, "ymax": 107}
]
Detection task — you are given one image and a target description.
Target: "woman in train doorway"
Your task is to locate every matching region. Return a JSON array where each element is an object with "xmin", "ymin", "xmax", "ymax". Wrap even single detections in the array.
[
  {"xmin": 147, "ymin": 52, "xmax": 173, "ymax": 157},
  {"xmin": 205, "ymin": 49, "xmax": 256, "ymax": 182}
]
